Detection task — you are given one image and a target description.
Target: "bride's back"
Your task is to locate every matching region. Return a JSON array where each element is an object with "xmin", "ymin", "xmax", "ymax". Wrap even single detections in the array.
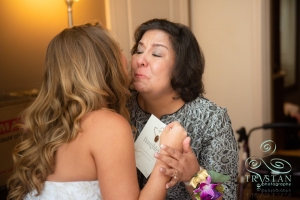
[
  {"xmin": 7, "ymin": 23, "xmax": 131, "ymax": 200},
  {"xmin": 46, "ymin": 109, "xmax": 133, "ymax": 182}
]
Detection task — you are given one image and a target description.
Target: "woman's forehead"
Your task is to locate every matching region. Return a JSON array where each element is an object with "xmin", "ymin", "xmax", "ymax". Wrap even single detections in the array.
[{"xmin": 139, "ymin": 30, "xmax": 172, "ymax": 47}]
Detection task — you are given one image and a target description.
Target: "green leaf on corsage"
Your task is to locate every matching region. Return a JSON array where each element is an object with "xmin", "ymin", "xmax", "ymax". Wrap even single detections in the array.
[{"xmin": 208, "ymin": 170, "xmax": 230, "ymax": 183}]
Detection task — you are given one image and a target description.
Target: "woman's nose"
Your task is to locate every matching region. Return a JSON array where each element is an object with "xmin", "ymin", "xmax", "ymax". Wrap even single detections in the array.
[{"xmin": 136, "ymin": 54, "xmax": 148, "ymax": 68}]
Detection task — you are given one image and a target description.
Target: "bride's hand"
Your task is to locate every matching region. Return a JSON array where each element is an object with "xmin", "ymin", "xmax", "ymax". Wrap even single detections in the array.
[{"xmin": 159, "ymin": 121, "xmax": 187, "ymax": 152}]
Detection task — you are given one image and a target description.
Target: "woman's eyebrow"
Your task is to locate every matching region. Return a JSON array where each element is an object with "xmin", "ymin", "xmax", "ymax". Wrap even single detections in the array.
[
  {"xmin": 138, "ymin": 41, "xmax": 144, "ymax": 47},
  {"xmin": 153, "ymin": 43, "xmax": 168, "ymax": 50},
  {"xmin": 138, "ymin": 41, "xmax": 169, "ymax": 50}
]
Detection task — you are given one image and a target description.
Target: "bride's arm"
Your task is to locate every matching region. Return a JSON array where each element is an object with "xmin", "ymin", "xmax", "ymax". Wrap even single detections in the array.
[
  {"xmin": 139, "ymin": 122, "xmax": 187, "ymax": 199},
  {"xmin": 89, "ymin": 112, "xmax": 186, "ymax": 200}
]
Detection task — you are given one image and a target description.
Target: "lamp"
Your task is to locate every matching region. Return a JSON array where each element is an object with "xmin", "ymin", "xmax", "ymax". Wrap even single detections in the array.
[{"xmin": 65, "ymin": 0, "xmax": 78, "ymax": 27}]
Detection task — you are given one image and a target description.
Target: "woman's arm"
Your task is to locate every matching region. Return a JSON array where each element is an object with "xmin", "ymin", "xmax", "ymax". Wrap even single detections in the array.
[
  {"xmin": 198, "ymin": 110, "xmax": 238, "ymax": 200},
  {"xmin": 89, "ymin": 111, "xmax": 140, "ymax": 199},
  {"xmin": 155, "ymin": 109, "xmax": 238, "ymax": 200},
  {"xmin": 89, "ymin": 111, "xmax": 186, "ymax": 200}
]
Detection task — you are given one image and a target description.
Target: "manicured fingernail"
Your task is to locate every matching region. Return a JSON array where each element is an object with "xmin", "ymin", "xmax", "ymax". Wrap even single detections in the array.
[
  {"xmin": 154, "ymin": 153, "xmax": 159, "ymax": 157},
  {"xmin": 160, "ymin": 167, "xmax": 166, "ymax": 173},
  {"xmin": 166, "ymin": 184, "xmax": 169, "ymax": 189},
  {"xmin": 160, "ymin": 144, "xmax": 165, "ymax": 149}
]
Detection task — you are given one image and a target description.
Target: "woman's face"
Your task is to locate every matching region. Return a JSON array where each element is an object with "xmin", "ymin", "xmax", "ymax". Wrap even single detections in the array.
[{"xmin": 131, "ymin": 30, "xmax": 175, "ymax": 96}]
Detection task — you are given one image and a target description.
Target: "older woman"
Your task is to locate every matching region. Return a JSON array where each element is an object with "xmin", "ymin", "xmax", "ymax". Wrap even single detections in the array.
[{"xmin": 127, "ymin": 19, "xmax": 238, "ymax": 200}]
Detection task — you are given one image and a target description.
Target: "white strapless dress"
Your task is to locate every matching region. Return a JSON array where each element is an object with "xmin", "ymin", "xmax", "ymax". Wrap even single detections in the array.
[{"xmin": 24, "ymin": 181, "xmax": 101, "ymax": 200}]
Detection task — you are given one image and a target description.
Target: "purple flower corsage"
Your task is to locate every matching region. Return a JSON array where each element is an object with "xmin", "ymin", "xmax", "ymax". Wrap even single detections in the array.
[{"xmin": 188, "ymin": 168, "xmax": 230, "ymax": 200}]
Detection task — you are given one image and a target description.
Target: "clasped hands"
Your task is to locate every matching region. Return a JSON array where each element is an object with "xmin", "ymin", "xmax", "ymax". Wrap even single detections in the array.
[{"xmin": 156, "ymin": 121, "xmax": 200, "ymax": 189}]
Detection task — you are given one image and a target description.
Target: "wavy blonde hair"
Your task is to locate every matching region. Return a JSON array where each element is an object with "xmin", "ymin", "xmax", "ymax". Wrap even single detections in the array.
[{"xmin": 7, "ymin": 23, "xmax": 130, "ymax": 200}]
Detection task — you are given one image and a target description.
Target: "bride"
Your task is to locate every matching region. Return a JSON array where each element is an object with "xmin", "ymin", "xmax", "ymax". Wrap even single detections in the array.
[{"xmin": 6, "ymin": 23, "xmax": 187, "ymax": 200}]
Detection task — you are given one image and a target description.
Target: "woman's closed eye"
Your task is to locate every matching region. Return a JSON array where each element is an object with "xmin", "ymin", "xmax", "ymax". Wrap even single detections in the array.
[
  {"xmin": 152, "ymin": 49, "xmax": 163, "ymax": 57},
  {"xmin": 136, "ymin": 47, "xmax": 144, "ymax": 54},
  {"xmin": 152, "ymin": 53, "xmax": 162, "ymax": 57},
  {"xmin": 136, "ymin": 44, "xmax": 144, "ymax": 54}
]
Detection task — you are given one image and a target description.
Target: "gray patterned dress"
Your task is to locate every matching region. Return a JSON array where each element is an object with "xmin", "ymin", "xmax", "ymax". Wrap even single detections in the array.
[{"xmin": 127, "ymin": 91, "xmax": 238, "ymax": 200}]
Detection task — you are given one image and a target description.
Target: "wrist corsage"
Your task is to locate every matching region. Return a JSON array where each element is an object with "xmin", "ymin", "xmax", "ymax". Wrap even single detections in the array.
[{"xmin": 188, "ymin": 168, "xmax": 230, "ymax": 200}]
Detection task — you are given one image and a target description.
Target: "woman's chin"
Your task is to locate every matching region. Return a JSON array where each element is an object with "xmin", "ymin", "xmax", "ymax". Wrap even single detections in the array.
[{"xmin": 133, "ymin": 83, "xmax": 147, "ymax": 93}]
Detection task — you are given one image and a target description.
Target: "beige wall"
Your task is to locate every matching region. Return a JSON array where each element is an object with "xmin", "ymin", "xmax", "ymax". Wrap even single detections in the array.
[
  {"xmin": 0, "ymin": 0, "xmax": 106, "ymax": 93},
  {"xmin": 191, "ymin": 0, "xmax": 272, "ymax": 157},
  {"xmin": 1, "ymin": 0, "xmax": 272, "ymax": 156},
  {"xmin": 106, "ymin": 0, "xmax": 189, "ymax": 61}
]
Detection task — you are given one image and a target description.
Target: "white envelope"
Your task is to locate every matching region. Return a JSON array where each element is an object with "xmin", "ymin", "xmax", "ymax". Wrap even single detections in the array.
[{"xmin": 134, "ymin": 115, "xmax": 166, "ymax": 178}]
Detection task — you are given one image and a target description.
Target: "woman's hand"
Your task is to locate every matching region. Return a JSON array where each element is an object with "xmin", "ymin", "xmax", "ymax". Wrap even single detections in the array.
[
  {"xmin": 155, "ymin": 137, "xmax": 200, "ymax": 188},
  {"xmin": 159, "ymin": 121, "xmax": 187, "ymax": 152}
]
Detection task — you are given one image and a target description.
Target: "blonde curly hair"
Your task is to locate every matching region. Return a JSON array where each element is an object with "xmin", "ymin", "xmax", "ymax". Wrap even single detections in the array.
[{"xmin": 7, "ymin": 22, "xmax": 130, "ymax": 200}]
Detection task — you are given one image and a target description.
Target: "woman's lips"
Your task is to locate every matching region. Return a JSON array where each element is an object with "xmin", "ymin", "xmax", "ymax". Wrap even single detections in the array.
[{"xmin": 134, "ymin": 73, "xmax": 147, "ymax": 78}]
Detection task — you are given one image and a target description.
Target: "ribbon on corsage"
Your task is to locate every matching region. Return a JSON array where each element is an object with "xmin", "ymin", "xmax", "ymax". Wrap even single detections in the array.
[{"xmin": 188, "ymin": 169, "xmax": 230, "ymax": 200}]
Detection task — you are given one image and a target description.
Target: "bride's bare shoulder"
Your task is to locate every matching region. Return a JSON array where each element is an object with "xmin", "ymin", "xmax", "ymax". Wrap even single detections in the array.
[{"xmin": 80, "ymin": 109, "xmax": 132, "ymax": 137}]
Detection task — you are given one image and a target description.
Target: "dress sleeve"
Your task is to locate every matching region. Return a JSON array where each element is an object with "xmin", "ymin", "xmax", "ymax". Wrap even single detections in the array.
[{"xmin": 196, "ymin": 108, "xmax": 239, "ymax": 200}]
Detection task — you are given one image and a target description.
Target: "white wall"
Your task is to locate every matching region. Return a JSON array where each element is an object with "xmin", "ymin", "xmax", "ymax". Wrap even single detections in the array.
[{"xmin": 190, "ymin": 0, "xmax": 272, "ymax": 157}]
